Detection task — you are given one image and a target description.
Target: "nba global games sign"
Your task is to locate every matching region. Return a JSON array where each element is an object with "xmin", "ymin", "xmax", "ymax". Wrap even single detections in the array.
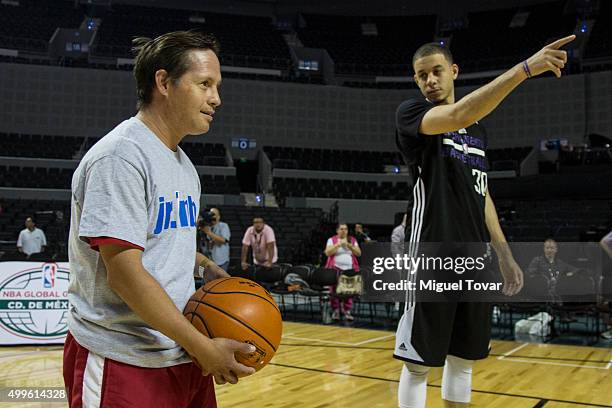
[{"xmin": 0, "ymin": 262, "xmax": 70, "ymax": 344}]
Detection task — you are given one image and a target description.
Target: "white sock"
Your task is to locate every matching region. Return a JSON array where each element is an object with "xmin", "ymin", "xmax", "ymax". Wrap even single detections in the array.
[
  {"xmin": 441, "ymin": 355, "xmax": 474, "ymax": 403},
  {"xmin": 398, "ymin": 362, "xmax": 430, "ymax": 408}
]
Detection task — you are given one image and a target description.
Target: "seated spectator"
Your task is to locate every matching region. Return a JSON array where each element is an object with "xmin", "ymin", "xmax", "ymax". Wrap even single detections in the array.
[
  {"xmin": 526, "ymin": 238, "xmax": 579, "ymax": 280},
  {"xmin": 17, "ymin": 216, "xmax": 47, "ymax": 256},
  {"xmin": 241, "ymin": 217, "xmax": 278, "ymax": 270},
  {"xmin": 526, "ymin": 238, "xmax": 580, "ymax": 309},
  {"xmin": 324, "ymin": 223, "xmax": 361, "ymax": 321}
]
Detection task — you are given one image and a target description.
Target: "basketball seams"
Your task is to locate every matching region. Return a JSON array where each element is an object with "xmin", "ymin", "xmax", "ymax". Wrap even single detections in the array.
[
  {"xmin": 199, "ymin": 290, "xmax": 280, "ymax": 313},
  {"xmin": 196, "ymin": 300, "xmax": 279, "ymax": 352},
  {"xmin": 198, "ymin": 277, "xmax": 233, "ymax": 302},
  {"xmin": 188, "ymin": 277, "xmax": 234, "ymax": 322},
  {"xmin": 189, "ymin": 312, "xmax": 213, "ymax": 338}
]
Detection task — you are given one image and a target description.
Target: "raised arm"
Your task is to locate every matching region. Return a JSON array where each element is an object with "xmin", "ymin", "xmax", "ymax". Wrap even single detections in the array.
[{"xmin": 418, "ymin": 35, "xmax": 575, "ymax": 135}]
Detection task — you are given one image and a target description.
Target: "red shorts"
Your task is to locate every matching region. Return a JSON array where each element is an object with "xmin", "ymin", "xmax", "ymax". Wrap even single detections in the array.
[{"xmin": 63, "ymin": 332, "xmax": 216, "ymax": 408}]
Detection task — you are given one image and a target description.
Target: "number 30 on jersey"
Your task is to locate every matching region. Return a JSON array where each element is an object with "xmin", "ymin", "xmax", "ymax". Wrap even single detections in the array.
[{"xmin": 472, "ymin": 169, "xmax": 488, "ymax": 196}]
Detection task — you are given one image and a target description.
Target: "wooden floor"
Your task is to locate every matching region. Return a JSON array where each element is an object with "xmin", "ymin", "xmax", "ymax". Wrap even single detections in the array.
[{"xmin": 1, "ymin": 321, "xmax": 611, "ymax": 407}]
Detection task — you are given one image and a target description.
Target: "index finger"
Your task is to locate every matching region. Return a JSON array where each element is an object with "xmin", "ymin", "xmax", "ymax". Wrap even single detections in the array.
[{"xmin": 545, "ymin": 34, "xmax": 576, "ymax": 50}]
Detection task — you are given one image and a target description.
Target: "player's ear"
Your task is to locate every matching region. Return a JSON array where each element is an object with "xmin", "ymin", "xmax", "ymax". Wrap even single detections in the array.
[
  {"xmin": 451, "ymin": 64, "xmax": 459, "ymax": 80},
  {"xmin": 413, "ymin": 73, "xmax": 418, "ymax": 85}
]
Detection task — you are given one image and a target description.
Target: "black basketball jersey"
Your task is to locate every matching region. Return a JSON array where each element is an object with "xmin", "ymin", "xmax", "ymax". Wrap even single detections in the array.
[{"xmin": 395, "ymin": 97, "xmax": 490, "ymax": 244}]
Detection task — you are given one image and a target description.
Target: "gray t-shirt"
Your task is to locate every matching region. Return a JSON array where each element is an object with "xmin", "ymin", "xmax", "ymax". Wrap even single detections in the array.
[
  {"xmin": 68, "ymin": 117, "xmax": 200, "ymax": 368},
  {"xmin": 208, "ymin": 222, "xmax": 230, "ymax": 265}
]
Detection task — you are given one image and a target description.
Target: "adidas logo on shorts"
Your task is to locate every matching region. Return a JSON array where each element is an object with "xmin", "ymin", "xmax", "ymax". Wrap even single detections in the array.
[{"xmin": 398, "ymin": 343, "xmax": 407, "ymax": 351}]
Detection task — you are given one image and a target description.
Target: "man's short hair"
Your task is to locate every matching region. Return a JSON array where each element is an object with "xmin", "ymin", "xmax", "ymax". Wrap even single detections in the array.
[
  {"xmin": 412, "ymin": 42, "xmax": 454, "ymax": 67},
  {"xmin": 132, "ymin": 30, "xmax": 220, "ymax": 110},
  {"xmin": 337, "ymin": 223, "xmax": 348, "ymax": 229}
]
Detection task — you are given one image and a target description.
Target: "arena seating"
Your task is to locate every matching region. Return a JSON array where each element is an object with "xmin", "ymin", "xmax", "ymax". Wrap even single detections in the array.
[
  {"xmin": 487, "ymin": 146, "xmax": 533, "ymax": 172},
  {"xmin": 297, "ymin": 14, "xmax": 436, "ymax": 76},
  {"xmin": 585, "ymin": 0, "xmax": 612, "ymax": 59},
  {"xmin": 219, "ymin": 205, "xmax": 323, "ymax": 265},
  {"xmin": 0, "ymin": 0, "xmax": 611, "ymax": 79},
  {"xmin": 92, "ymin": 4, "xmax": 291, "ymax": 70},
  {"xmin": 0, "ymin": 132, "xmax": 229, "ymax": 166},
  {"xmin": 0, "ymin": 0, "xmax": 83, "ymax": 52},
  {"xmin": 0, "ymin": 133, "xmax": 84, "ymax": 159},
  {"xmin": 264, "ymin": 146, "xmax": 403, "ymax": 173},
  {"xmin": 180, "ymin": 142, "xmax": 227, "ymax": 166},
  {"xmin": 0, "ymin": 199, "xmax": 325, "ymax": 265},
  {"xmin": 496, "ymin": 199, "xmax": 612, "ymax": 242},
  {"xmin": 448, "ymin": 1, "xmax": 576, "ymax": 72},
  {"xmin": 0, "ymin": 165, "xmax": 239, "ymax": 194},
  {"xmin": 0, "ymin": 198, "xmax": 70, "ymax": 254},
  {"xmin": 273, "ymin": 178, "xmax": 411, "ymax": 201},
  {"xmin": 265, "ymin": 145, "xmax": 532, "ymax": 175}
]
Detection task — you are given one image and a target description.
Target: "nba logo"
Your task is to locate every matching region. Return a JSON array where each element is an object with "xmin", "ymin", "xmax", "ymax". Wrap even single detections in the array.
[{"xmin": 42, "ymin": 263, "xmax": 56, "ymax": 289}]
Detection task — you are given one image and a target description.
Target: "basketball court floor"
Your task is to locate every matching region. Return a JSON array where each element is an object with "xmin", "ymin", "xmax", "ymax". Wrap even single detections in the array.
[{"xmin": 1, "ymin": 321, "xmax": 611, "ymax": 407}]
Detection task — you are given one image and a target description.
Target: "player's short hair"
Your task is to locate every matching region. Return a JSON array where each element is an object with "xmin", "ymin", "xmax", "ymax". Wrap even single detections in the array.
[
  {"xmin": 337, "ymin": 223, "xmax": 348, "ymax": 229},
  {"xmin": 412, "ymin": 42, "xmax": 454, "ymax": 67},
  {"xmin": 132, "ymin": 31, "xmax": 220, "ymax": 110}
]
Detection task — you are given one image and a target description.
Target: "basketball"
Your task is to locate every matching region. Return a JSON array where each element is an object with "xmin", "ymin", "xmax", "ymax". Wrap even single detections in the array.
[{"xmin": 183, "ymin": 277, "xmax": 283, "ymax": 372}]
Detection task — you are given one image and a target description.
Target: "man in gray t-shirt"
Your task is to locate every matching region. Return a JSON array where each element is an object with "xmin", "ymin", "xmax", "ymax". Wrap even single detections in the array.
[{"xmin": 63, "ymin": 31, "xmax": 254, "ymax": 408}]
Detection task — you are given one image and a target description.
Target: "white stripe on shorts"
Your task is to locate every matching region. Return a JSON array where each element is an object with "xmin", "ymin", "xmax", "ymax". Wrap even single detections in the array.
[{"xmin": 82, "ymin": 351, "xmax": 105, "ymax": 408}]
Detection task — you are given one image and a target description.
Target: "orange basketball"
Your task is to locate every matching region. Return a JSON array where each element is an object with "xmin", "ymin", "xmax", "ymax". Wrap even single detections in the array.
[{"xmin": 183, "ymin": 277, "xmax": 283, "ymax": 372}]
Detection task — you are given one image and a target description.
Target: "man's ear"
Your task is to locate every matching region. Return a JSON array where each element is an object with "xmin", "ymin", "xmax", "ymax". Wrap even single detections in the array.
[
  {"xmin": 451, "ymin": 64, "xmax": 459, "ymax": 80},
  {"xmin": 154, "ymin": 69, "xmax": 171, "ymax": 97}
]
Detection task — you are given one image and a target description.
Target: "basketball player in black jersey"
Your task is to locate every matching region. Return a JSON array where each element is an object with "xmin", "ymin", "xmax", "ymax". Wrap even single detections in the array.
[{"xmin": 394, "ymin": 35, "xmax": 576, "ymax": 408}]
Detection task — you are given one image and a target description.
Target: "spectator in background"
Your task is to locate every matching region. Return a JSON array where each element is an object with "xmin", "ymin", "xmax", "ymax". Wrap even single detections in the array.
[
  {"xmin": 526, "ymin": 238, "xmax": 580, "ymax": 308},
  {"xmin": 391, "ymin": 213, "xmax": 409, "ymax": 244},
  {"xmin": 241, "ymin": 217, "xmax": 277, "ymax": 270},
  {"xmin": 201, "ymin": 208, "xmax": 231, "ymax": 271},
  {"xmin": 526, "ymin": 238, "xmax": 579, "ymax": 280},
  {"xmin": 17, "ymin": 216, "xmax": 47, "ymax": 256},
  {"xmin": 354, "ymin": 223, "xmax": 372, "ymax": 246},
  {"xmin": 324, "ymin": 223, "xmax": 361, "ymax": 321}
]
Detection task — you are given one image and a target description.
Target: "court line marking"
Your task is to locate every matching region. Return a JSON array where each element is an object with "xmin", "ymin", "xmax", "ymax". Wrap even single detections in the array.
[
  {"xmin": 282, "ymin": 336, "xmax": 365, "ymax": 346},
  {"xmin": 270, "ymin": 362, "xmax": 612, "ymax": 407},
  {"xmin": 500, "ymin": 358, "xmax": 611, "ymax": 370},
  {"xmin": 497, "ymin": 343, "xmax": 529, "ymax": 360},
  {"xmin": 282, "ymin": 333, "xmax": 395, "ymax": 346},
  {"xmin": 354, "ymin": 334, "xmax": 396, "ymax": 346},
  {"xmin": 496, "ymin": 343, "xmax": 611, "ymax": 370}
]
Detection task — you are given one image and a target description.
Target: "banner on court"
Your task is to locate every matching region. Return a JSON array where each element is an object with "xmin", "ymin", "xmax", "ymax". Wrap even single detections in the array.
[{"xmin": 0, "ymin": 262, "xmax": 70, "ymax": 345}]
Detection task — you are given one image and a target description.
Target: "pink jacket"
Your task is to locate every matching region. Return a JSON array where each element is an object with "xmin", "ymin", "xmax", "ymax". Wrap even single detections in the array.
[{"xmin": 325, "ymin": 235, "xmax": 360, "ymax": 272}]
